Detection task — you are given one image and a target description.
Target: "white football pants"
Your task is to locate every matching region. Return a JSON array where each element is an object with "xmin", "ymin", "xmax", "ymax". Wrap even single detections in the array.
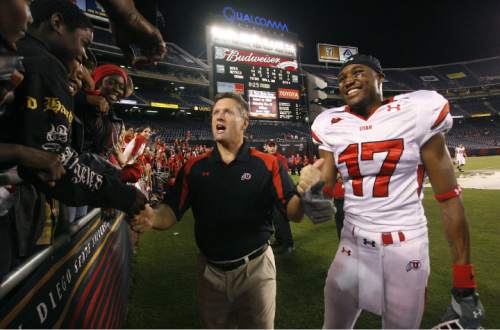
[{"xmin": 323, "ymin": 220, "xmax": 430, "ymax": 329}]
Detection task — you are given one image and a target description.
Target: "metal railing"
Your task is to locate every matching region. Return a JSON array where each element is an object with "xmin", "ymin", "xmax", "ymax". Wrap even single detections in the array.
[{"xmin": 0, "ymin": 208, "xmax": 101, "ymax": 300}]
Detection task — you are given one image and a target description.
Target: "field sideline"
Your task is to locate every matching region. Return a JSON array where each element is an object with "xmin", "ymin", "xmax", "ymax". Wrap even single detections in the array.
[{"xmin": 126, "ymin": 156, "xmax": 500, "ymax": 328}]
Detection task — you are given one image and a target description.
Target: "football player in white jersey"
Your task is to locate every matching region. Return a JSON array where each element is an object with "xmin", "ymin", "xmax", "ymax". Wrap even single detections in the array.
[
  {"xmin": 455, "ymin": 144, "xmax": 467, "ymax": 172},
  {"xmin": 298, "ymin": 54, "xmax": 484, "ymax": 329}
]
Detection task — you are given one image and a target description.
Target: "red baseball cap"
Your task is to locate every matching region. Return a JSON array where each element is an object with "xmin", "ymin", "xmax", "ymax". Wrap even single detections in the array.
[{"xmin": 92, "ymin": 64, "xmax": 128, "ymax": 86}]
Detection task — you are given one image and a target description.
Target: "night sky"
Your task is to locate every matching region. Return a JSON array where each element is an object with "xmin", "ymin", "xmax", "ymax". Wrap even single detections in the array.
[{"xmin": 158, "ymin": 0, "xmax": 500, "ymax": 68}]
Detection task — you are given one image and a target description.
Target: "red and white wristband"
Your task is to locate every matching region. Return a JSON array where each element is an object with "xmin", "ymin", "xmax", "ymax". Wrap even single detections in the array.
[
  {"xmin": 434, "ymin": 185, "xmax": 462, "ymax": 202},
  {"xmin": 453, "ymin": 264, "xmax": 477, "ymax": 288}
]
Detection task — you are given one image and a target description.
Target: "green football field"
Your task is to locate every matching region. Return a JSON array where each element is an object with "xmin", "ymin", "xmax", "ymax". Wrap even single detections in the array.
[{"xmin": 126, "ymin": 156, "xmax": 500, "ymax": 329}]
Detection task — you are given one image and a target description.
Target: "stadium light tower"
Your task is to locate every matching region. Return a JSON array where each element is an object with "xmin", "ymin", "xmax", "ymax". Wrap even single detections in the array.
[{"xmin": 209, "ymin": 25, "xmax": 296, "ymax": 57}]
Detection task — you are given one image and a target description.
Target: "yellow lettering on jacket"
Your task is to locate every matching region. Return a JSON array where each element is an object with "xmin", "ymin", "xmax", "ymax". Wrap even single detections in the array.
[
  {"xmin": 43, "ymin": 97, "xmax": 73, "ymax": 123},
  {"xmin": 26, "ymin": 96, "xmax": 37, "ymax": 110}
]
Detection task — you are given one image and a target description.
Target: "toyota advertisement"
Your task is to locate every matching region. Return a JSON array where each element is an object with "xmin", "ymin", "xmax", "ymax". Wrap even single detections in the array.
[{"xmin": 210, "ymin": 44, "xmax": 303, "ymax": 121}]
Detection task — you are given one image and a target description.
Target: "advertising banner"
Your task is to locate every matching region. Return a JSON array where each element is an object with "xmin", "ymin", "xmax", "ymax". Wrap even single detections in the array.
[
  {"xmin": 317, "ymin": 43, "xmax": 358, "ymax": 63},
  {"xmin": 214, "ymin": 47, "xmax": 298, "ymax": 72},
  {"xmin": 0, "ymin": 214, "xmax": 132, "ymax": 329}
]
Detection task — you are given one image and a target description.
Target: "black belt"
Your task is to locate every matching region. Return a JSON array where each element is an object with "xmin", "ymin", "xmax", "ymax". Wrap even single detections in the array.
[{"xmin": 207, "ymin": 244, "xmax": 269, "ymax": 271}]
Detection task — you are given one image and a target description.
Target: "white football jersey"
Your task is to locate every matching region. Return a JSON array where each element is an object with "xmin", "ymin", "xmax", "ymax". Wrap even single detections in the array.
[
  {"xmin": 311, "ymin": 90, "xmax": 452, "ymax": 232},
  {"xmin": 455, "ymin": 147, "xmax": 466, "ymax": 158}
]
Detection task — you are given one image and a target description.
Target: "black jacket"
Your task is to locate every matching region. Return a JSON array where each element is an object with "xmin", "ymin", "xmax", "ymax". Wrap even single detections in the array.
[
  {"xmin": 0, "ymin": 33, "xmax": 22, "ymax": 117},
  {"xmin": 74, "ymin": 91, "xmax": 124, "ymax": 156},
  {"xmin": 0, "ymin": 34, "xmax": 141, "ymax": 212}
]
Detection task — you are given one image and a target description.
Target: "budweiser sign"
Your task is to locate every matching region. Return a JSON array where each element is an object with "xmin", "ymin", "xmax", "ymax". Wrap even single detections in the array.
[
  {"xmin": 215, "ymin": 47, "xmax": 298, "ymax": 71},
  {"xmin": 278, "ymin": 88, "xmax": 300, "ymax": 100}
]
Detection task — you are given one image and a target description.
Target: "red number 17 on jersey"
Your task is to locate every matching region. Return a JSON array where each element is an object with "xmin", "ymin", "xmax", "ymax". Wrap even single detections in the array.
[{"xmin": 337, "ymin": 139, "xmax": 404, "ymax": 197}]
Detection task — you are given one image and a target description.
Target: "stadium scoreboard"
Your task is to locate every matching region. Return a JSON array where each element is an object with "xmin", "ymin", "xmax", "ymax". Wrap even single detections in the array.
[
  {"xmin": 207, "ymin": 26, "xmax": 303, "ymax": 121},
  {"xmin": 75, "ymin": 0, "xmax": 108, "ymax": 21}
]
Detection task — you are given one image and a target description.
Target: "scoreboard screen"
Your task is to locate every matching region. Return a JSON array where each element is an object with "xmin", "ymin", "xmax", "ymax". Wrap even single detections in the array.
[
  {"xmin": 75, "ymin": 0, "xmax": 108, "ymax": 21},
  {"xmin": 211, "ymin": 44, "xmax": 302, "ymax": 121},
  {"xmin": 248, "ymin": 90, "xmax": 277, "ymax": 119}
]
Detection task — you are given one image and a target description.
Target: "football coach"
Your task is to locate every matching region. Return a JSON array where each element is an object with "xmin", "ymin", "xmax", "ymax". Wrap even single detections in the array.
[{"xmin": 131, "ymin": 92, "xmax": 331, "ymax": 328}]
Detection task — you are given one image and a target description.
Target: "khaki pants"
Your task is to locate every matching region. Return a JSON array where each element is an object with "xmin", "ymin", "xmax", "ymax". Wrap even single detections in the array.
[{"xmin": 197, "ymin": 246, "xmax": 276, "ymax": 329}]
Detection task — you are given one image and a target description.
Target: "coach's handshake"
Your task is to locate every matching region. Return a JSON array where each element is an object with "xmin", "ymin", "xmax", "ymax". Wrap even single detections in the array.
[
  {"xmin": 297, "ymin": 159, "xmax": 336, "ymax": 224},
  {"xmin": 129, "ymin": 205, "xmax": 154, "ymax": 233},
  {"xmin": 130, "ymin": 203, "xmax": 178, "ymax": 233},
  {"xmin": 297, "ymin": 159, "xmax": 324, "ymax": 195}
]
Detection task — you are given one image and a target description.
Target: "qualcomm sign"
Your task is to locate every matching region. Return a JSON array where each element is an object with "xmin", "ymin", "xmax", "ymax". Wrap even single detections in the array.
[{"xmin": 222, "ymin": 6, "xmax": 289, "ymax": 32}]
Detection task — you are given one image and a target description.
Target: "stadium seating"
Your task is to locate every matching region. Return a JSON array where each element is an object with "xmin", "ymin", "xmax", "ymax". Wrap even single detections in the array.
[
  {"xmin": 247, "ymin": 121, "xmax": 309, "ymax": 142},
  {"xmin": 432, "ymin": 64, "xmax": 480, "ymax": 88},
  {"xmin": 121, "ymin": 117, "xmax": 311, "ymax": 143},
  {"xmin": 303, "ymin": 56, "xmax": 500, "ymax": 92},
  {"xmin": 383, "ymin": 70, "xmax": 417, "ymax": 91},
  {"xmin": 447, "ymin": 118, "xmax": 500, "ymax": 148},
  {"xmin": 466, "ymin": 58, "xmax": 500, "ymax": 84},
  {"xmin": 456, "ymin": 99, "xmax": 493, "ymax": 115},
  {"xmin": 449, "ymin": 101, "xmax": 470, "ymax": 117},
  {"xmin": 124, "ymin": 117, "xmax": 212, "ymax": 141},
  {"xmin": 91, "ymin": 27, "xmax": 208, "ymax": 71},
  {"xmin": 135, "ymin": 91, "xmax": 190, "ymax": 108},
  {"xmin": 487, "ymin": 97, "xmax": 500, "ymax": 114},
  {"xmin": 301, "ymin": 64, "xmax": 340, "ymax": 88},
  {"xmin": 181, "ymin": 95, "xmax": 212, "ymax": 107}
]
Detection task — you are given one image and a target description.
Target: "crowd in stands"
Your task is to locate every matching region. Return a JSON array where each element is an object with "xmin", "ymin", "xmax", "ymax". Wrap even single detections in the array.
[
  {"xmin": 122, "ymin": 117, "xmax": 311, "ymax": 143},
  {"xmin": 125, "ymin": 119, "xmax": 213, "ymax": 142}
]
